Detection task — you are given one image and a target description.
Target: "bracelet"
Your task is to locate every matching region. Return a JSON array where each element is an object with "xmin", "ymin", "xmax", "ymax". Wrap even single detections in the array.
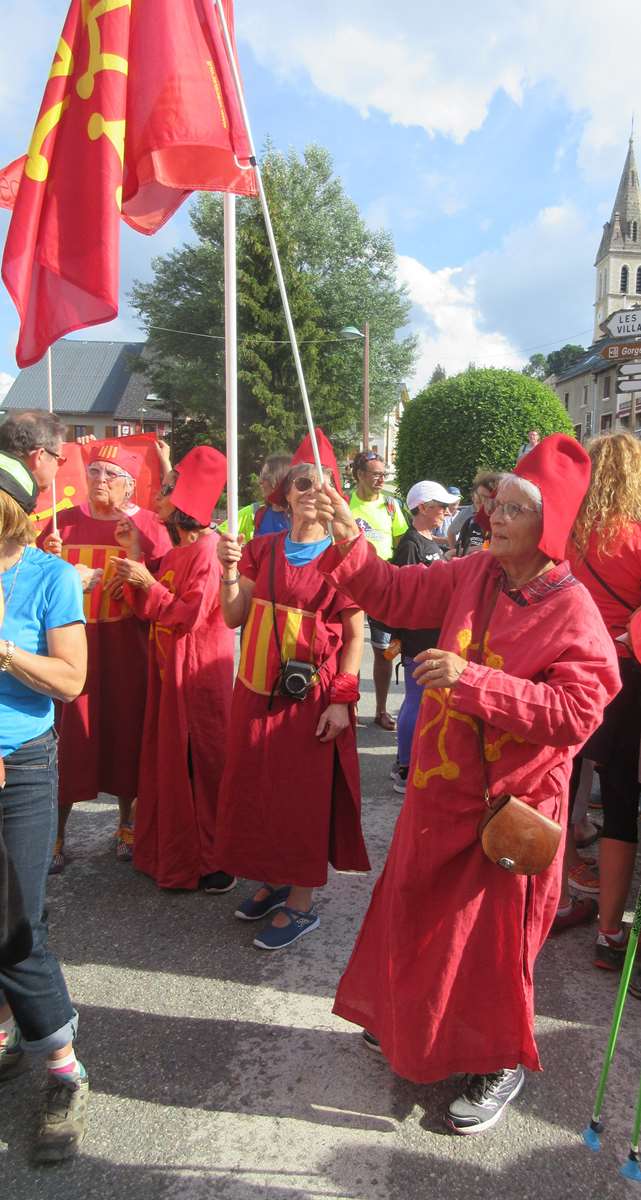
[
  {"xmin": 222, "ymin": 574, "xmax": 240, "ymax": 586},
  {"xmin": 0, "ymin": 640, "xmax": 16, "ymax": 672}
]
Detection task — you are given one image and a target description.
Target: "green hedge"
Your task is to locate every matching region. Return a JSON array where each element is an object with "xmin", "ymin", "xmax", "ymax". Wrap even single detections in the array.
[{"xmin": 395, "ymin": 367, "xmax": 574, "ymax": 498}]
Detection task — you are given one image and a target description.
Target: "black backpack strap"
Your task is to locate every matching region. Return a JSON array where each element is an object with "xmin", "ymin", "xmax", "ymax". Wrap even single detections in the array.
[{"xmin": 582, "ymin": 558, "xmax": 635, "ymax": 612}]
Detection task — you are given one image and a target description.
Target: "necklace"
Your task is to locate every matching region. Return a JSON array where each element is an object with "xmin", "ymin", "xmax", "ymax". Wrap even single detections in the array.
[{"xmin": 0, "ymin": 547, "xmax": 25, "ymax": 630}]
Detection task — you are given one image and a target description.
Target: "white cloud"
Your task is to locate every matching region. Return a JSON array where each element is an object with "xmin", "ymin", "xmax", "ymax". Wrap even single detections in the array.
[
  {"xmin": 398, "ymin": 200, "xmax": 600, "ymax": 388},
  {"xmin": 0, "ymin": 372, "xmax": 15, "ymax": 403},
  {"xmin": 237, "ymin": 0, "xmax": 641, "ymax": 181},
  {"xmin": 397, "ymin": 255, "xmax": 522, "ymax": 388}
]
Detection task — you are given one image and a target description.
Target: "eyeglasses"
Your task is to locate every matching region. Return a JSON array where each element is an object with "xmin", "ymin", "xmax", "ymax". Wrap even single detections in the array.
[
  {"xmin": 87, "ymin": 464, "xmax": 129, "ymax": 482},
  {"xmin": 484, "ymin": 499, "xmax": 539, "ymax": 521},
  {"xmin": 42, "ymin": 446, "xmax": 67, "ymax": 466},
  {"xmin": 293, "ymin": 476, "xmax": 315, "ymax": 493}
]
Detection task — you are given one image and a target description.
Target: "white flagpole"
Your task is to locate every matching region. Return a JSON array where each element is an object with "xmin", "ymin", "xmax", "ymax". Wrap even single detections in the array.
[
  {"xmin": 214, "ymin": 0, "xmax": 323, "ymax": 480},
  {"xmin": 47, "ymin": 346, "xmax": 58, "ymax": 534},
  {"xmin": 223, "ymin": 192, "xmax": 239, "ymax": 537}
]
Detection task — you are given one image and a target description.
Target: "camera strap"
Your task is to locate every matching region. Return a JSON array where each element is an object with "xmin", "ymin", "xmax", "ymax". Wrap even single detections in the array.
[{"xmin": 269, "ymin": 537, "xmax": 285, "ymax": 665}]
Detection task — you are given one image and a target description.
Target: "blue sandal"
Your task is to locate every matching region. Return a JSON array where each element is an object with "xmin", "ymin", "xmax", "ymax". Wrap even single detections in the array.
[
  {"xmin": 235, "ymin": 883, "xmax": 290, "ymax": 922},
  {"xmin": 253, "ymin": 905, "xmax": 320, "ymax": 950}
]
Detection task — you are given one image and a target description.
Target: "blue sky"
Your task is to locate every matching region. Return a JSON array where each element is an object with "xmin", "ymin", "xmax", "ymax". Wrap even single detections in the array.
[{"xmin": 0, "ymin": 0, "xmax": 639, "ymax": 399}]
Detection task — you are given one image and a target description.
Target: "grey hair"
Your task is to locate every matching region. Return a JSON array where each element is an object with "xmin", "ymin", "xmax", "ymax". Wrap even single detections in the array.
[
  {"xmin": 0, "ymin": 410, "xmax": 66, "ymax": 457},
  {"xmin": 498, "ymin": 473, "xmax": 542, "ymax": 509}
]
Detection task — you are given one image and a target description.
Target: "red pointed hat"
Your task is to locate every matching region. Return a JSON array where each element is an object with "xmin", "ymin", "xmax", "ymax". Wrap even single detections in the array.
[
  {"xmin": 88, "ymin": 441, "xmax": 142, "ymax": 478},
  {"xmin": 513, "ymin": 433, "xmax": 591, "ymax": 561},
  {"xmin": 268, "ymin": 427, "xmax": 345, "ymax": 507},
  {"xmin": 171, "ymin": 445, "xmax": 227, "ymax": 526}
]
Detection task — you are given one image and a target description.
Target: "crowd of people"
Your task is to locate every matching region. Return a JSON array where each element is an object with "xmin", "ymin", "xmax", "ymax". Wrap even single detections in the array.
[{"xmin": 0, "ymin": 409, "xmax": 639, "ymax": 1163}]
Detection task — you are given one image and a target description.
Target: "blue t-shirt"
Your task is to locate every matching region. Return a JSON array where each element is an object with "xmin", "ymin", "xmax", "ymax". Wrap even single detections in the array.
[
  {"xmin": 284, "ymin": 534, "xmax": 332, "ymax": 567},
  {"xmin": 0, "ymin": 545, "xmax": 85, "ymax": 757},
  {"xmin": 257, "ymin": 508, "xmax": 290, "ymax": 537}
]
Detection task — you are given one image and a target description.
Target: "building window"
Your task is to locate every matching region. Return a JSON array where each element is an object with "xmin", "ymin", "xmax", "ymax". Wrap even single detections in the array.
[
  {"xmin": 582, "ymin": 385, "xmax": 588, "ymax": 407},
  {"xmin": 621, "ymin": 265, "xmax": 629, "ymax": 293},
  {"xmin": 637, "ymin": 266, "xmax": 641, "ymax": 294},
  {"xmin": 602, "ymin": 374, "xmax": 611, "ymax": 398},
  {"xmin": 73, "ymin": 424, "xmax": 94, "ymax": 439},
  {"xmin": 574, "ymin": 423, "xmax": 582, "ymax": 441},
  {"xmin": 585, "ymin": 411, "xmax": 593, "ymax": 437},
  {"xmin": 620, "ymin": 413, "xmax": 631, "ymax": 429},
  {"xmin": 633, "ymin": 221, "xmax": 638, "ymax": 242},
  {"xmin": 564, "ymin": 392, "xmax": 570, "ymax": 410},
  {"xmin": 600, "ymin": 413, "xmax": 613, "ymax": 433}
]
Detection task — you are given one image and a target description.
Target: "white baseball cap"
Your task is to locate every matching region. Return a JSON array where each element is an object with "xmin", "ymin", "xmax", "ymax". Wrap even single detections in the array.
[{"xmin": 406, "ymin": 480, "xmax": 453, "ymax": 510}]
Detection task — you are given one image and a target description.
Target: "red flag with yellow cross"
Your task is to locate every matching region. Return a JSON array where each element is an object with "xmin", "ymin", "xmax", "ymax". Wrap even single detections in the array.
[{"xmin": 1, "ymin": 0, "xmax": 256, "ymax": 369}]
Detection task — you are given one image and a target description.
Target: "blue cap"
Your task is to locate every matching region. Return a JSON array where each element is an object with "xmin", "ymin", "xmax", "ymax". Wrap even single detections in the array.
[{"xmin": 446, "ymin": 486, "xmax": 461, "ymax": 496}]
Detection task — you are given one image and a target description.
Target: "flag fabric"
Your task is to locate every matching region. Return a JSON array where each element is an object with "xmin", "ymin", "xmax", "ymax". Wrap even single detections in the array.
[
  {"xmin": 2, "ymin": 0, "xmax": 255, "ymax": 368},
  {"xmin": 31, "ymin": 432, "xmax": 163, "ymax": 527}
]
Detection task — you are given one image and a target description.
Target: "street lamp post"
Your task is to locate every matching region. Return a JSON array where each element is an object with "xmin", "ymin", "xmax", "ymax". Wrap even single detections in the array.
[{"xmin": 340, "ymin": 323, "xmax": 370, "ymax": 451}]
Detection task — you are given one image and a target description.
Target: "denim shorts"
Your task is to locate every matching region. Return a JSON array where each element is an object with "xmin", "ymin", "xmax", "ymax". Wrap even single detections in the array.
[{"xmin": 367, "ymin": 616, "xmax": 392, "ymax": 650}]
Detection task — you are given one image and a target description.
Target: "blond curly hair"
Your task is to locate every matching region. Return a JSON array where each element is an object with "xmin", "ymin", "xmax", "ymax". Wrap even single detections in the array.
[{"xmin": 573, "ymin": 432, "xmax": 641, "ymax": 557}]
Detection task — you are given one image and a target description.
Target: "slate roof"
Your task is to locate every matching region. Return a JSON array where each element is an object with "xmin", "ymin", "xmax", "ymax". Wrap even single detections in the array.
[
  {"xmin": 2, "ymin": 339, "xmax": 170, "ymax": 420},
  {"xmin": 552, "ymin": 333, "xmax": 638, "ymax": 384}
]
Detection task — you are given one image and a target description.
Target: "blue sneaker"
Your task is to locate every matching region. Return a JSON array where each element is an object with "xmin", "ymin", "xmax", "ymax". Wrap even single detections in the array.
[
  {"xmin": 253, "ymin": 905, "xmax": 320, "ymax": 950},
  {"xmin": 235, "ymin": 884, "xmax": 290, "ymax": 921}
]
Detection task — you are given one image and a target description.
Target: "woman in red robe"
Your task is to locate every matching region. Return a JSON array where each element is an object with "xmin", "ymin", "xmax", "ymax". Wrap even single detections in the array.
[
  {"xmin": 215, "ymin": 431, "xmax": 370, "ymax": 951},
  {"xmin": 40, "ymin": 443, "xmax": 171, "ymax": 871},
  {"xmin": 114, "ymin": 446, "xmax": 235, "ymax": 891},
  {"xmin": 315, "ymin": 435, "xmax": 620, "ymax": 1134}
]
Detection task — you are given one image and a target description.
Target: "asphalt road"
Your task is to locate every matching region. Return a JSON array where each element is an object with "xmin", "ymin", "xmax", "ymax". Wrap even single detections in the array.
[{"xmin": 2, "ymin": 642, "xmax": 640, "ymax": 1199}]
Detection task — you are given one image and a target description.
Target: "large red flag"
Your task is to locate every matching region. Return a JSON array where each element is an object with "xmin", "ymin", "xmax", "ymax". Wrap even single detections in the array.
[{"xmin": 1, "ymin": 0, "xmax": 255, "ymax": 368}]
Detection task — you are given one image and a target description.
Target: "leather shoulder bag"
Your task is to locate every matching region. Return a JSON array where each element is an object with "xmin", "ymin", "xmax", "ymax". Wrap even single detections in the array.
[{"xmin": 471, "ymin": 582, "xmax": 563, "ymax": 876}]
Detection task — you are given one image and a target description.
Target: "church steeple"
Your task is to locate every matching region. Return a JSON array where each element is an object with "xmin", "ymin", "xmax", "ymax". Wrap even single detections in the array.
[{"xmin": 594, "ymin": 133, "xmax": 641, "ymax": 340}]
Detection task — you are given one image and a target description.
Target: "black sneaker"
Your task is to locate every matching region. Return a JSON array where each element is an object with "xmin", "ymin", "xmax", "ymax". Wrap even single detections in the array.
[
  {"xmin": 199, "ymin": 871, "xmax": 237, "ymax": 894},
  {"xmin": 447, "ymin": 1066, "xmax": 525, "ymax": 1134},
  {"xmin": 32, "ymin": 1069, "xmax": 89, "ymax": 1163},
  {"xmin": 594, "ymin": 932, "xmax": 628, "ymax": 971}
]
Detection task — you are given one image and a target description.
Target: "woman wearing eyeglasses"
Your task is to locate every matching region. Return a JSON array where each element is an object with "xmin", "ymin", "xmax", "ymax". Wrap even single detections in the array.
[
  {"xmin": 214, "ymin": 430, "xmax": 370, "ymax": 951},
  {"xmin": 314, "ymin": 435, "xmax": 619, "ymax": 1134},
  {"xmin": 39, "ymin": 443, "xmax": 171, "ymax": 872},
  {"xmin": 112, "ymin": 446, "xmax": 235, "ymax": 892}
]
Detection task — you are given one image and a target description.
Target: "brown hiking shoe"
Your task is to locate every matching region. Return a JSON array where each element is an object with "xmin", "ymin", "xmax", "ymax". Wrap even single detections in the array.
[{"xmin": 32, "ymin": 1070, "xmax": 89, "ymax": 1164}]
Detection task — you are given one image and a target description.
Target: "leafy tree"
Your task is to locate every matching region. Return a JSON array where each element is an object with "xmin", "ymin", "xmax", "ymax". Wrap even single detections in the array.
[
  {"xmin": 522, "ymin": 353, "xmax": 549, "ymax": 380},
  {"xmin": 547, "ymin": 344, "xmax": 586, "ymax": 376},
  {"xmin": 131, "ymin": 144, "xmax": 416, "ymax": 490},
  {"xmin": 395, "ymin": 368, "xmax": 575, "ymax": 498},
  {"xmin": 429, "ymin": 363, "xmax": 447, "ymax": 384}
]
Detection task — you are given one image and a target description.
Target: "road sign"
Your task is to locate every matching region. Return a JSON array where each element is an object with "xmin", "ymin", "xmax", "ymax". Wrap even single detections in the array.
[
  {"xmin": 619, "ymin": 363, "xmax": 641, "ymax": 375},
  {"xmin": 616, "ymin": 379, "xmax": 641, "ymax": 392},
  {"xmin": 600, "ymin": 341, "xmax": 641, "ymax": 361},
  {"xmin": 605, "ymin": 309, "xmax": 641, "ymax": 338}
]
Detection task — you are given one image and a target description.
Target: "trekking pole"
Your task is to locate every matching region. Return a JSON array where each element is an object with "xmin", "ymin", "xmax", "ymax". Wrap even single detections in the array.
[
  {"xmin": 620, "ymin": 1076, "xmax": 641, "ymax": 1182},
  {"xmin": 582, "ymin": 887, "xmax": 641, "ymax": 1151}
]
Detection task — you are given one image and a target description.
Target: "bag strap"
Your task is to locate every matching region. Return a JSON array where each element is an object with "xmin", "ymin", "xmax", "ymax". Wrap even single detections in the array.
[
  {"xmin": 469, "ymin": 579, "xmax": 503, "ymax": 806},
  {"xmin": 581, "ymin": 557, "xmax": 636, "ymax": 613},
  {"xmin": 269, "ymin": 536, "xmax": 285, "ymax": 665}
]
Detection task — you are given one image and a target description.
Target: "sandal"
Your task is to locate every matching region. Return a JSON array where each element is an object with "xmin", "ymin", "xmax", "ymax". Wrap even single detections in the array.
[
  {"xmin": 49, "ymin": 838, "xmax": 65, "ymax": 876},
  {"xmin": 374, "ymin": 711, "xmax": 396, "ymax": 731},
  {"xmin": 116, "ymin": 823, "xmax": 134, "ymax": 862}
]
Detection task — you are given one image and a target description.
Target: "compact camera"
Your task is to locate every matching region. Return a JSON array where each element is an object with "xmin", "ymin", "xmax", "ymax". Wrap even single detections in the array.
[{"xmin": 278, "ymin": 659, "xmax": 317, "ymax": 702}]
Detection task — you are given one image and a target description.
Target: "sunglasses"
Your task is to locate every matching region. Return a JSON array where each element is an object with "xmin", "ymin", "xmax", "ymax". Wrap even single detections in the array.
[
  {"xmin": 42, "ymin": 446, "xmax": 67, "ymax": 466},
  {"xmin": 293, "ymin": 476, "xmax": 316, "ymax": 493}
]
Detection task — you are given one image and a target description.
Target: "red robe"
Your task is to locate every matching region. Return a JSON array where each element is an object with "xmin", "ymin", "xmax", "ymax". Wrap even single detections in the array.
[
  {"xmin": 213, "ymin": 533, "xmax": 370, "ymax": 887},
  {"xmin": 128, "ymin": 534, "xmax": 234, "ymax": 889},
  {"xmin": 321, "ymin": 537, "xmax": 620, "ymax": 1082},
  {"xmin": 40, "ymin": 504, "xmax": 171, "ymax": 805}
]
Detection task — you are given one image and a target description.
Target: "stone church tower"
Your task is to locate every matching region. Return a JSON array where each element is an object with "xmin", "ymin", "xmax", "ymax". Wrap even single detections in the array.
[{"xmin": 593, "ymin": 136, "xmax": 641, "ymax": 341}]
